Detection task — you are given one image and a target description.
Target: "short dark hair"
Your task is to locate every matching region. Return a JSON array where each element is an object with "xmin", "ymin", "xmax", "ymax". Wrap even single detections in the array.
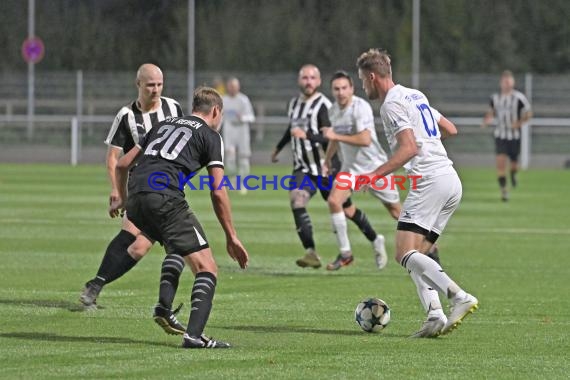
[
  {"xmin": 192, "ymin": 86, "xmax": 223, "ymax": 114},
  {"xmin": 330, "ymin": 70, "xmax": 353, "ymax": 86}
]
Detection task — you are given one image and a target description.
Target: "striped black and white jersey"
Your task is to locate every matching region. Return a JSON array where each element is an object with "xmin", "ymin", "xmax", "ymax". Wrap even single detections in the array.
[
  {"xmin": 105, "ymin": 96, "xmax": 184, "ymax": 153},
  {"xmin": 489, "ymin": 90, "xmax": 531, "ymax": 140},
  {"xmin": 275, "ymin": 92, "xmax": 332, "ymax": 176}
]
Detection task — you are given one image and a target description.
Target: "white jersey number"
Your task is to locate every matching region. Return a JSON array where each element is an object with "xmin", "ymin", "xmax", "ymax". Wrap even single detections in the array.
[{"xmin": 144, "ymin": 125, "xmax": 193, "ymax": 160}]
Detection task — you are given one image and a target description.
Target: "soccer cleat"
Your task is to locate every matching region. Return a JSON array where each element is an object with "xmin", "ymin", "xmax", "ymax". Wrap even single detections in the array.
[
  {"xmin": 372, "ymin": 235, "xmax": 388, "ymax": 270},
  {"xmin": 410, "ymin": 314, "xmax": 447, "ymax": 338},
  {"xmin": 153, "ymin": 304, "xmax": 186, "ymax": 335},
  {"xmin": 182, "ymin": 333, "xmax": 231, "ymax": 349},
  {"xmin": 326, "ymin": 254, "xmax": 354, "ymax": 271},
  {"xmin": 501, "ymin": 190, "xmax": 509, "ymax": 202},
  {"xmin": 441, "ymin": 293, "xmax": 479, "ymax": 335},
  {"xmin": 79, "ymin": 281, "xmax": 102, "ymax": 309},
  {"xmin": 295, "ymin": 251, "xmax": 322, "ymax": 269}
]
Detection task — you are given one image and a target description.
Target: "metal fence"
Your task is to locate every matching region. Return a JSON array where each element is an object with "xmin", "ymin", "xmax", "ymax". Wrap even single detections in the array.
[{"xmin": 0, "ymin": 71, "xmax": 569, "ymax": 167}]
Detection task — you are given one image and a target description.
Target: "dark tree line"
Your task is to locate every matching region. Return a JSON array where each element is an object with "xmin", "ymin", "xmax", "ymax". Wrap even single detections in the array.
[{"xmin": 0, "ymin": 0, "xmax": 568, "ymax": 73}]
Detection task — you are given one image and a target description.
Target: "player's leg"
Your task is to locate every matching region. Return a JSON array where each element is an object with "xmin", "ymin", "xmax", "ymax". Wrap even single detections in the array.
[
  {"xmin": 398, "ymin": 173, "xmax": 477, "ymax": 336},
  {"xmin": 80, "ymin": 216, "xmax": 152, "ymax": 308},
  {"xmin": 152, "ymin": 197, "xmax": 209, "ymax": 336},
  {"xmin": 291, "ymin": 172, "xmax": 320, "ymax": 268},
  {"xmin": 495, "ymin": 138, "xmax": 509, "ymax": 201},
  {"xmin": 237, "ymin": 127, "xmax": 251, "ymax": 194},
  {"xmin": 508, "ymin": 140, "xmax": 521, "ymax": 188},
  {"xmin": 325, "ymin": 185, "xmax": 354, "ymax": 270},
  {"xmin": 180, "ymin": 247, "xmax": 230, "ymax": 348},
  {"xmin": 366, "ymin": 180, "xmax": 404, "ymax": 269}
]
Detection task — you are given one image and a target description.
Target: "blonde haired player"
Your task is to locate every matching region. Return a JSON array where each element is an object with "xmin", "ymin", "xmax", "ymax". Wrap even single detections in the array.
[{"xmin": 356, "ymin": 49, "xmax": 478, "ymax": 337}]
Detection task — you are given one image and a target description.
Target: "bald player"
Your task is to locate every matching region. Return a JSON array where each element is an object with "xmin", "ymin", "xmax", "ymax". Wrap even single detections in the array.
[
  {"xmin": 272, "ymin": 64, "xmax": 386, "ymax": 269},
  {"xmin": 80, "ymin": 64, "xmax": 184, "ymax": 313}
]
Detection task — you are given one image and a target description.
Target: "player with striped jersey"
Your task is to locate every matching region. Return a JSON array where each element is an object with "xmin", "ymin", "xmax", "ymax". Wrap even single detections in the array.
[
  {"xmin": 80, "ymin": 65, "xmax": 187, "ymax": 335},
  {"xmin": 357, "ymin": 49, "xmax": 478, "ymax": 338},
  {"xmin": 272, "ymin": 64, "xmax": 385, "ymax": 269},
  {"xmin": 482, "ymin": 70, "xmax": 532, "ymax": 201}
]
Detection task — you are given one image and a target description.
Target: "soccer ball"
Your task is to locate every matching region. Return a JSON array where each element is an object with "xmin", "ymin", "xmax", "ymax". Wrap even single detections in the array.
[{"xmin": 355, "ymin": 297, "xmax": 391, "ymax": 332}]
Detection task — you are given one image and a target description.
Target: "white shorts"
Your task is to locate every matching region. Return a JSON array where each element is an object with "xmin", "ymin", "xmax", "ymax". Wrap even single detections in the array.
[
  {"xmin": 222, "ymin": 125, "xmax": 251, "ymax": 157},
  {"xmin": 335, "ymin": 172, "xmax": 400, "ymax": 205},
  {"xmin": 398, "ymin": 171, "xmax": 462, "ymax": 235}
]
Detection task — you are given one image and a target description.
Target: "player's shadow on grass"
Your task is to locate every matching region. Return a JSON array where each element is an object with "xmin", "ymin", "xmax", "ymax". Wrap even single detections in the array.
[
  {"xmin": 214, "ymin": 324, "xmax": 406, "ymax": 338},
  {"xmin": 0, "ymin": 332, "xmax": 173, "ymax": 348},
  {"xmin": 0, "ymin": 298, "xmax": 92, "ymax": 312}
]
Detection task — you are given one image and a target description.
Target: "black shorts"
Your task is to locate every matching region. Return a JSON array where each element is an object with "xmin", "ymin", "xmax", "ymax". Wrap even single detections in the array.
[
  {"xmin": 495, "ymin": 138, "xmax": 521, "ymax": 161},
  {"xmin": 290, "ymin": 170, "xmax": 352, "ymax": 208},
  {"xmin": 126, "ymin": 192, "xmax": 209, "ymax": 256}
]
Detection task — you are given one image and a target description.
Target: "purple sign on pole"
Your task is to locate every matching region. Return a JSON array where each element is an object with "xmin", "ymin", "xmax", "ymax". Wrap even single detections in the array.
[{"xmin": 22, "ymin": 37, "xmax": 45, "ymax": 64}]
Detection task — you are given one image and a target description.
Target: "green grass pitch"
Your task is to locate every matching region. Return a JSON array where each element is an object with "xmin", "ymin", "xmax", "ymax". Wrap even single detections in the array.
[{"xmin": 0, "ymin": 164, "xmax": 568, "ymax": 379}]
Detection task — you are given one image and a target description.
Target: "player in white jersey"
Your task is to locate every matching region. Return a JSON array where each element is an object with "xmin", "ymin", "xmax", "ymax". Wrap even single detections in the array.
[
  {"xmin": 356, "ymin": 49, "xmax": 478, "ymax": 338},
  {"xmin": 322, "ymin": 71, "xmax": 400, "ymax": 270},
  {"xmin": 222, "ymin": 77, "xmax": 256, "ymax": 193}
]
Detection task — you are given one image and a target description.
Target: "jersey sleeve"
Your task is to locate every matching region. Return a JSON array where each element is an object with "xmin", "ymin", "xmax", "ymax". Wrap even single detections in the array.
[
  {"xmin": 104, "ymin": 112, "xmax": 130, "ymax": 150},
  {"xmin": 354, "ymin": 101, "xmax": 375, "ymax": 133},
  {"xmin": 430, "ymin": 106, "xmax": 442, "ymax": 123},
  {"xmin": 381, "ymin": 101, "xmax": 413, "ymax": 136},
  {"xmin": 175, "ymin": 102, "xmax": 184, "ymax": 117},
  {"xmin": 241, "ymin": 95, "xmax": 256, "ymax": 123},
  {"xmin": 316, "ymin": 104, "xmax": 331, "ymax": 128},
  {"xmin": 204, "ymin": 131, "xmax": 224, "ymax": 168},
  {"xmin": 517, "ymin": 93, "xmax": 531, "ymax": 118}
]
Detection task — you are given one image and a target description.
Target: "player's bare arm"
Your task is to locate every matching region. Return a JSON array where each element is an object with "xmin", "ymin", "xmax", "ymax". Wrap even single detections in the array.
[
  {"xmin": 106, "ymin": 146, "xmax": 123, "ymax": 203},
  {"xmin": 321, "ymin": 127, "xmax": 372, "ymax": 147},
  {"xmin": 208, "ymin": 166, "xmax": 249, "ymax": 269},
  {"xmin": 108, "ymin": 145, "xmax": 141, "ymax": 218},
  {"xmin": 482, "ymin": 108, "xmax": 495, "ymax": 128},
  {"xmin": 290, "ymin": 126, "xmax": 307, "ymax": 139},
  {"xmin": 322, "ymin": 139, "xmax": 339, "ymax": 177},
  {"xmin": 366, "ymin": 129, "xmax": 418, "ymax": 178},
  {"xmin": 438, "ymin": 116, "xmax": 458, "ymax": 140},
  {"xmin": 512, "ymin": 110, "xmax": 532, "ymax": 129}
]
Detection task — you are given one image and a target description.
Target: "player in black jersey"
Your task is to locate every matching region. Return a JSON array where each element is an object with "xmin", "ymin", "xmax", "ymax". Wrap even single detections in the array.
[
  {"xmin": 80, "ymin": 64, "xmax": 183, "ymax": 309},
  {"xmin": 271, "ymin": 64, "xmax": 388, "ymax": 269},
  {"xmin": 109, "ymin": 87, "xmax": 249, "ymax": 349}
]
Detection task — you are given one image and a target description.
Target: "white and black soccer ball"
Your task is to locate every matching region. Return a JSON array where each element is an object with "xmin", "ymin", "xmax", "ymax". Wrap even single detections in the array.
[{"xmin": 355, "ymin": 297, "xmax": 391, "ymax": 332}]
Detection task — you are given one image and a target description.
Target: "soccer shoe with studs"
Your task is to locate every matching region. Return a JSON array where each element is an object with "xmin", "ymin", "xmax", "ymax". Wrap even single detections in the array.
[
  {"xmin": 326, "ymin": 254, "xmax": 354, "ymax": 271},
  {"xmin": 372, "ymin": 235, "xmax": 388, "ymax": 270},
  {"xmin": 182, "ymin": 333, "xmax": 231, "ymax": 349},
  {"xmin": 79, "ymin": 281, "xmax": 102, "ymax": 309},
  {"xmin": 411, "ymin": 314, "xmax": 447, "ymax": 338},
  {"xmin": 441, "ymin": 293, "xmax": 479, "ymax": 335},
  {"xmin": 153, "ymin": 304, "xmax": 186, "ymax": 335},
  {"xmin": 295, "ymin": 252, "xmax": 322, "ymax": 269}
]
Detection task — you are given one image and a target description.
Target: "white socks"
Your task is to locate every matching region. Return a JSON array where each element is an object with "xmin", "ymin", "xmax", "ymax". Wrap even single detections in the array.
[
  {"xmin": 331, "ymin": 212, "xmax": 351, "ymax": 255},
  {"xmin": 409, "ymin": 270, "xmax": 443, "ymax": 315},
  {"xmin": 402, "ymin": 250, "xmax": 462, "ymax": 299}
]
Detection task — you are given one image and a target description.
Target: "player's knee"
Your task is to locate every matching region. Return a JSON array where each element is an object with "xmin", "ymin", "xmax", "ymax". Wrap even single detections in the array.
[
  {"xmin": 290, "ymin": 189, "xmax": 310, "ymax": 209},
  {"xmin": 127, "ymin": 236, "xmax": 152, "ymax": 260}
]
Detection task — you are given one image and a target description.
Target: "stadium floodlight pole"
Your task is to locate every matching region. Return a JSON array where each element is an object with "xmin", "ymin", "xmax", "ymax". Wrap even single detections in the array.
[
  {"xmin": 187, "ymin": 0, "xmax": 195, "ymax": 112},
  {"xmin": 27, "ymin": 0, "xmax": 35, "ymax": 140},
  {"xmin": 411, "ymin": 0, "xmax": 420, "ymax": 88}
]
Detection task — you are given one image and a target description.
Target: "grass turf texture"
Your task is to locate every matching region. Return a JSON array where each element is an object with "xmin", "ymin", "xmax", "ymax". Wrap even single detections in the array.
[{"xmin": 0, "ymin": 164, "xmax": 568, "ymax": 379}]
